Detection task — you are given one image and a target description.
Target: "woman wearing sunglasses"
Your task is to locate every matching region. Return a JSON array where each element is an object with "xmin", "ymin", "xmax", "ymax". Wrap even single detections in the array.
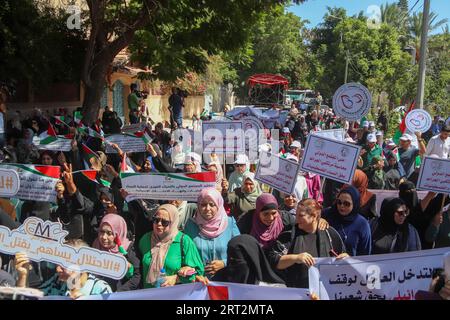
[
  {"xmin": 138, "ymin": 204, "xmax": 205, "ymax": 288},
  {"xmin": 184, "ymin": 188, "xmax": 240, "ymax": 279},
  {"xmin": 370, "ymin": 197, "xmax": 421, "ymax": 254},
  {"xmin": 322, "ymin": 186, "xmax": 372, "ymax": 256}
]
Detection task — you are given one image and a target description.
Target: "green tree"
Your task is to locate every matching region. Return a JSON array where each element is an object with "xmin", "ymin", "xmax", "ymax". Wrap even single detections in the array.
[
  {"xmin": 408, "ymin": 11, "xmax": 449, "ymax": 47},
  {"xmin": 0, "ymin": 1, "xmax": 85, "ymax": 90},
  {"xmin": 79, "ymin": 0, "xmax": 305, "ymax": 125}
]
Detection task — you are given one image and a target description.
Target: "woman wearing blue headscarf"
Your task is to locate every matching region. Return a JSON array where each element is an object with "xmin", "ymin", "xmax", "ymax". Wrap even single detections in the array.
[{"xmin": 321, "ymin": 186, "xmax": 372, "ymax": 256}]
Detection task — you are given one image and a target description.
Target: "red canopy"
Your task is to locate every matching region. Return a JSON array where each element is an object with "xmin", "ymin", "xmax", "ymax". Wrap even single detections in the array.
[{"xmin": 247, "ymin": 73, "xmax": 289, "ymax": 89}]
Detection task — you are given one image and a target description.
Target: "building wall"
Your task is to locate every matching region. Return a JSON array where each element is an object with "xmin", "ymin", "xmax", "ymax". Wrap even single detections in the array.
[{"xmin": 7, "ymin": 73, "xmax": 205, "ymax": 126}]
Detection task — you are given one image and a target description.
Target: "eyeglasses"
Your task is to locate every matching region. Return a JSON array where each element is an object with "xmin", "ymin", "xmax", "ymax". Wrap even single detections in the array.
[
  {"xmin": 395, "ymin": 209, "xmax": 409, "ymax": 217},
  {"xmin": 336, "ymin": 199, "xmax": 352, "ymax": 207},
  {"xmin": 152, "ymin": 217, "xmax": 171, "ymax": 227}
]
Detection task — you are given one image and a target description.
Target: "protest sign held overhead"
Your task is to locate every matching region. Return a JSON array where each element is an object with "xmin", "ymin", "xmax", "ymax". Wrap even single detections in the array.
[
  {"xmin": 332, "ymin": 83, "xmax": 372, "ymax": 121},
  {"xmin": 255, "ymin": 151, "xmax": 300, "ymax": 194},
  {"xmin": 300, "ymin": 135, "xmax": 361, "ymax": 184},
  {"xmin": 417, "ymin": 156, "xmax": 450, "ymax": 194},
  {"xmin": 0, "ymin": 217, "xmax": 128, "ymax": 280},
  {"xmin": 0, "ymin": 164, "xmax": 60, "ymax": 202}
]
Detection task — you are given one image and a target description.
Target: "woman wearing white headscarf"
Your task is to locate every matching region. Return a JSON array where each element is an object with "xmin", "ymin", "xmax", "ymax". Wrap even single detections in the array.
[
  {"xmin": 222, "ymin": 172, "xmax": 262, "ymax": 221},
  {"xmin": 226, "ymin": 154, "xmax": 250, "ymax": 192}
]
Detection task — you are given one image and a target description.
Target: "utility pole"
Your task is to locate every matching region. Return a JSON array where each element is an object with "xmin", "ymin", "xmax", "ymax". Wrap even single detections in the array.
[
  {"xmin": 344, "ymin": 50, "xmax": 349, "ymax": 84},
  {"xmin": 416, "ymin": 0, "xmax": 431, "ymax": 109}
]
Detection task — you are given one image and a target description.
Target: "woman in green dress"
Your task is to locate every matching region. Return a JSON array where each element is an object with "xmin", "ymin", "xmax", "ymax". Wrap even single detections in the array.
[{"xmin": 138, "ymin": 204, "xmax": 206, "ymax": 288}]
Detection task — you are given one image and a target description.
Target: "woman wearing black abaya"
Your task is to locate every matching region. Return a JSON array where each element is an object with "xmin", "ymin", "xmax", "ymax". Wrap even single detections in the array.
[
  {"xmin": 370, "ymin": 197, "xmax": 421, "ymax": 254},
  {"xmin": 213, "ymin": 234, "xmax": 285, "ymax": 286},
  {"xmin": 398, "ymin": 181, "xmax": 447, "ymax": 249}
]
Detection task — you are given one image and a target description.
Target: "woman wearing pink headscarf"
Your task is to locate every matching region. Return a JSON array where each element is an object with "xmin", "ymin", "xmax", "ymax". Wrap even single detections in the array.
[
  {"xmin": 92, "ymin": 214, "xmax": 140, "ymax": 291},
  {"xmin": 237, "ymin": 193, "xmax": 294, "ymax": 249},
  {"xmin": 304, "ymin": 172, "xmax": 324, "ymax": 204},
  {"xmin": 184, "ymin": 188, "xmax": 240, "ymax": 279}
]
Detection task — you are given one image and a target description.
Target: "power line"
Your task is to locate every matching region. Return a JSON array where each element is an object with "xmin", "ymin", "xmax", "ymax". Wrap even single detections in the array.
[{"xmin": 398, "ymin": 0, "xmax": 420, "ymax": 25}]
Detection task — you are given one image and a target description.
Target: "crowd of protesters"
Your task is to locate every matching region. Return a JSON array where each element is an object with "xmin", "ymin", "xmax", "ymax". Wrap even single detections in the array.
[{"xmin": 0, "ymin": 92, "xmax": 448, "ymax": 299}]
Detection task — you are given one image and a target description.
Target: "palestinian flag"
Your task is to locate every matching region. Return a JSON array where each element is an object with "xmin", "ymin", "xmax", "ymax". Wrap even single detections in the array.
[
  {"xmin": 134, "ymin": 128, "xmax": 152, "ymax": 145},
  {"xmin": 73, "ymin": 170, "xmax": 111, "ymax": 188},
  {"xmin": 74, "ymin": 111, "xmax": 83, "ymax": 126},
  {"xmin": 87, "ymin": 127, "xmax": 104, "ymax": 140},
  {"xmin": 39, "ymin": 124, "xmax": 58, "ymax": 145},
  {"xmin": 53, "ymin": 115, "xmax": 70, "ymax": 128},
  {"xmin": 120, "ymin": 153, "xmax": 135, "ymax": 173},
  {"xmin": 81, "ymin": 143, "xmax": 99, "ymax": 161},
  {"xmin": 393, "ymin": 101, "xmax": 415, "ymax": 145},
  {"xmin": 1, "ymin": 164, "xmax": 61, "ymax": 179}
]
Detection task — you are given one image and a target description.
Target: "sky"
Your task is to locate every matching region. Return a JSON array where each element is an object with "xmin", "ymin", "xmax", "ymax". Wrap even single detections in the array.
[{"xmin": 286, "ymin": 0, "xmax": 449, "ymax": 34}]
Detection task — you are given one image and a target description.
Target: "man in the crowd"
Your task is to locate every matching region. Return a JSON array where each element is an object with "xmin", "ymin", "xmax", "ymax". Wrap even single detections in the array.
[
  {"xmin": 289, "ymin": 140, "xmax": 302, "ymax": 161},
  {"xmin": 398, "ymin": 132, "xmax": 426, "ymax": 179},
  {"xmin": 361, "ymin": 133, "xmax": 382, "ymax": 169},
  {"xmin": 127, "ymin": 83, "xmax": 141, "ymax": 124},
  {"xmin": 425, "ymin": 125, "xmax": 450, "ymax": 159}
]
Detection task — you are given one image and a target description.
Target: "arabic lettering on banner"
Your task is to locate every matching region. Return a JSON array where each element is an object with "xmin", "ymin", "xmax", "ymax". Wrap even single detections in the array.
[
  {"xmin": 32, "ymin": 136, "xmax": 72, "ymax": 152},
  {"xmin": 0, "ymin": 217, "xmax": 128, "ymax": 280},
  {"xmin": 300, "ymin": 135, "xmax": 361, "ymax": 184},
  {"xmin": 255, "ymin": 151, "xmax": 300, "ymax": 194},
  {"xmin": 0, "ymin": 168, "xmax": 20, "ymax": 197},
  {"xmin": 120, "ymin": 171, "xmax": 216, "ymax": 201},
  {"xmin": 202, "ymin": 121, "xmax": 244, "ymax": 154},
  {"xmin": 121, "ymin": 122, "xmax": 149, "ymax": 134},
  {"xmin": 417, "ymin": 156, "xmax": 450, "ymax": 194},
  {"xmin": 311, "ymin": 129, "xmax": 346, "ymax": 142},
  {"xmin": 405, "ymin": 109, "xmax": 432, "ymax": 133},
  {"xmin": 0, "ymin": 164, "xmax": 60, "ymax": 202},
  {"xmin": 332, "ymin": 83, "xmax": 372, "ymax": 121},
  {"xmin": 308, "ymin": 248, "xmax": 450, "ymax": 300},
  {"xmin": 45, "ymin": 281, "xmax": 310, "ymax": 300},
  {"xmin": 105, "ymin": 134, "xmax": 147, "ymax": 153}
]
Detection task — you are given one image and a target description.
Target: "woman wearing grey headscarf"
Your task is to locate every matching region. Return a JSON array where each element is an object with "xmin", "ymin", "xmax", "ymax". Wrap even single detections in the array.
[{"xmin": 17, "ymin": 128, "xmax": 40, "ymax": 164}]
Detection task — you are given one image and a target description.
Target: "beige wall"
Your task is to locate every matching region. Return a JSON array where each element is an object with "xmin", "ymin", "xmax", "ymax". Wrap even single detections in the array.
[{"xmin": 7, "ymin": 72, "xmax": 205, "ymax": 124}]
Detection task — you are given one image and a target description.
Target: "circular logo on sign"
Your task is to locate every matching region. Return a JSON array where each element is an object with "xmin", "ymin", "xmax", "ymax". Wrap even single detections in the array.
[
  {"xmin": 341, "ymin": 147, "xmax": 350, "ymax": 158},
  {"xmin": 431, "ymin": 160, "xmax": 442, "ymax": 172},
  {"xmin": 405, "ymin": 109, "xmax": 432, "ymax": 133},
  {"xmin": 285, "ymin": 163, "xmax": 292, "ymax": 173},
  {"xmin": 314, "ymin": 139, "xmax": 325, "ymax": 150},
  {"xmin": 332, "ymin": 83, "xmax": 372, "ymax": 120}
]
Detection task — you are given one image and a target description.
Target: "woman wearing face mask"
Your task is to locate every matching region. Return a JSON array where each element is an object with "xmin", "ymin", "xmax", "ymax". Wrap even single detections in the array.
[
  {"xmin": 138, "ymin": 204, "xmax": 205, "ymax": 288},
  {"xmin": 322, "ymin": 186, "xmax": 372, "ymax": 256},
  {"xmin": 184, "ymin": 188, "xmax": 240, "ymax": 279},
  {"xmin": 399, "ymin": 181, "xmax": 446, "ymax": 249},
  {"xmin": 222, "ymin": 172, "xmax": 262, "ymax": 221},
  {"xmin": 383, "ymin": 152, "xmax": 406, "ymax": 190},
  {"xmin": 213, "ymin": 234, "xmax": 286, "ymax": 286},
  {"xmin": 267, "ymin": 199, "xmax": 347, "ymax": 288},
  {"xmin": 92, "ymin": 214, "xmax": 141, "ymax": 291},
  {"xmin": 370, "ymin": 197, "xmax": 421, "ymax": 254}
]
